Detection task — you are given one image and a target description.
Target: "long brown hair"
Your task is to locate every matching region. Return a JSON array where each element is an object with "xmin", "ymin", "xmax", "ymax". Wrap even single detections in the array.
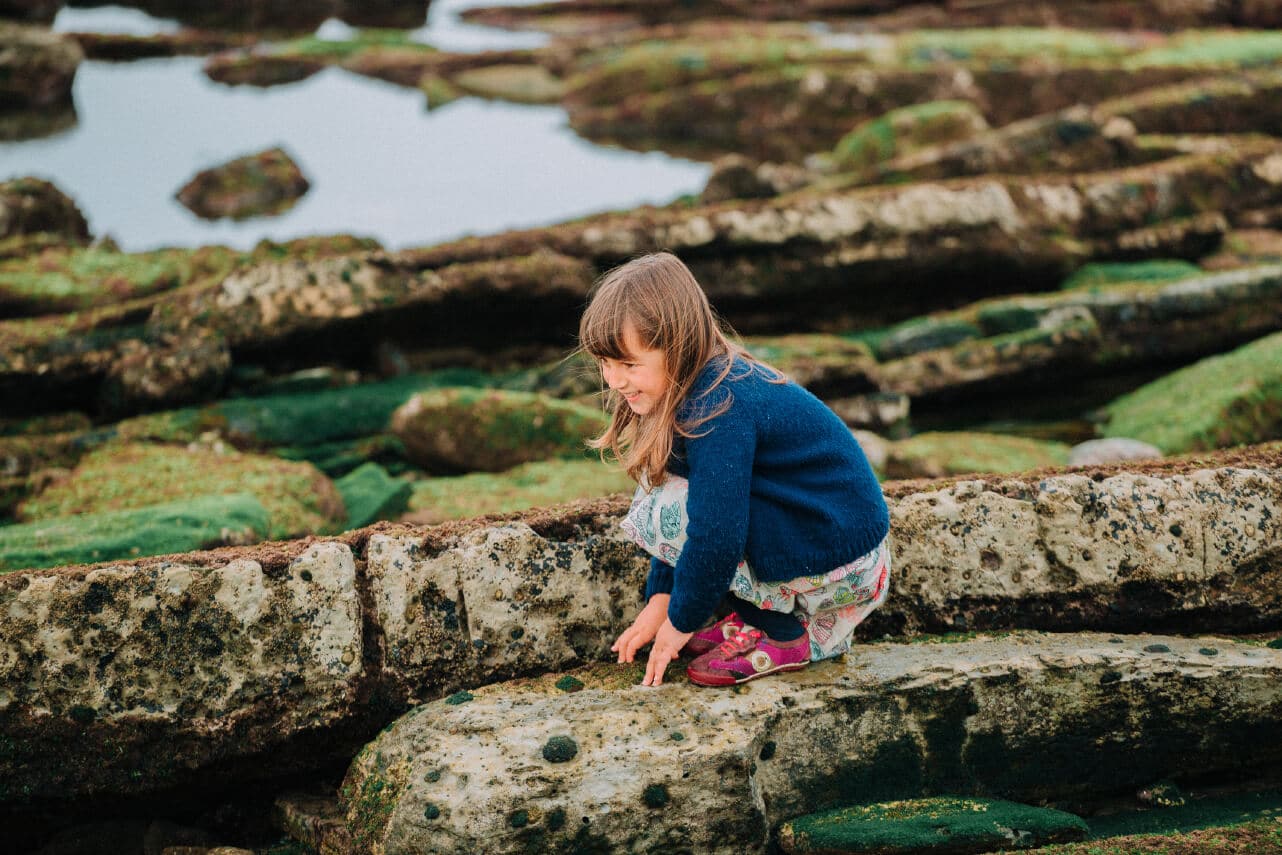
[{"xmin": 578, "ymin": 251, "xmax": 779, "ymax": 488}]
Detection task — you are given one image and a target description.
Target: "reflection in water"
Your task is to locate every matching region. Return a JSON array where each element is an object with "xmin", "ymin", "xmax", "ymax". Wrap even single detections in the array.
[{"xmin": 0, "ymin": 59, "xmax": 708, "ymax": 251}]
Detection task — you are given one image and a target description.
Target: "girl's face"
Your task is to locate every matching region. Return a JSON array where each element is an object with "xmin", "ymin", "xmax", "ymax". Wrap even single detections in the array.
[{"xmin": 598, "ymin": 324, "xmax": 669, "ymax": 415}]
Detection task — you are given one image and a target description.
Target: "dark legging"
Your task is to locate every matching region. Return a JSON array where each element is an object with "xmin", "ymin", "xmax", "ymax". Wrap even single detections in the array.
[{"xmin": 727, "ymin": 594, "xmax": 805, "ymax": 641}]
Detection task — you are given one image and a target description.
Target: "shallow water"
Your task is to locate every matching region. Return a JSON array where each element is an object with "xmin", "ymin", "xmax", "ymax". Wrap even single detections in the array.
[{"xmin": 3, "ymin": 2, "xmax": 708, "ymax": 252}]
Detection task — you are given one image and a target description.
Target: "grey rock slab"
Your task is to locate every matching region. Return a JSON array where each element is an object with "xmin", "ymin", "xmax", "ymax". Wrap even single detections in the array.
[
  {"xmin": 888, "ymin": 462, "xmax": 1282, "ymax": 633},
  {"xmin": 365, "ymin": 523, "xmax": 647, "ymax": 700},
  {"xmin": 337, "ymin": 631, "xmax": 1282, "ymax": 855},
  {"xmin": 0, "ymin": 542, "xmax": 362, "ymax": 801}
]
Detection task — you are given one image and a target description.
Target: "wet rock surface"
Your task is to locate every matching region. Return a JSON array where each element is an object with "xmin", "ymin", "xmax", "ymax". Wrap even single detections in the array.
[
  {"xmin": 0, "ymin": 22, "xmax": 82, "ymax": 110},
  {"xmin": 336, "ymin": 632, "xmax": 1282, "ymax": 854},
  {"xmin": 2, "ymin": 447, "xmax": 1280, "ymax": 805},
  {"xmin": 175, "ymin": 147, "xmax": 311, "ymax": 220}
]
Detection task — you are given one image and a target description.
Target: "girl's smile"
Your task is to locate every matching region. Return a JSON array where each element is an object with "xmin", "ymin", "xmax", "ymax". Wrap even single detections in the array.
[{"xmin": 599, "ymin": 325, "xmax": 669, "ymax": 415}]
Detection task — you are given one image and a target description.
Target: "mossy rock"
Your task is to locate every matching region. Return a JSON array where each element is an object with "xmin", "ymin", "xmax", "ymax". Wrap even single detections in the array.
[
  {"xmin": 391, "ymin": 387, "xmax": 608, "ymax": 474},
  {"xmin": 0, "ymin": 244, "xmax": 241, "ymax": 316},
  {"xmin": 778, "ymin": 796, "xmax": 1088, "ymax": 854},
  {"xmin": 175, "ymin": 147, "xmax": 311, "ymax": 220},
  {"xmin": 336, "ymin": 462, "xmax": 411, "ymax": 529},
  {"xmin": 451, "ymin": 64, "xmax": 565, "ymax": 104},
  {"xmin": 275, "ymin": 434, "xmax": 409, "ymax": 478},
  {"xmin": 420, "ymin": 74, "xmax": 463, "ymax": 110},
  {"xmin": 1060, "ymin": 260, "xmax": 1201, "ymax": 291},
  {"xmin": 743, "ymin": 334, "xmax": 878, "ymax": 392},
  {"xmin": 116, "ymin": 370, "xmax": 493, "ymax": 450},
  {"xmin": 886, "ymin": 431, "xmax": 1071, "ymax": 479},
  {"xmin": 0, "ymin": 493, "xmax": 269, "ymax": 573},
  {"xmin": 858, "ymin": 317, "xmax": 983, "ymax": 362},
  {"xmin": 17, "ymin": 442, "xmax": 346, "ymax": 540},
  {"xmin": 833, "ymin": 100, "xmax": 989, "ymax": 173},
  {"xmin": 1125, "ymin": 30, "xmax": 1282, "ymax": 69},
  {"xmin": 406, "ymin": 458, "xmax": 632, "ymax": 523},
  {"xmin": 1103, "ymin": 330, "xmax": 1282, "ymax": 453}
]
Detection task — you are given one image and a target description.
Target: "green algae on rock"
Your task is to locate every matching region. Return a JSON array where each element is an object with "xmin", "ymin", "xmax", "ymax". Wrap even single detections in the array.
[
  {"xmin": 832, "ymin": 100, "xmax": 989, "ymax": 173},
  {"xmin": 0, "ymin": 493, "xmax": 268, "ymax": 572},
  {"xmin": 391, "ymin": 387, "xmax": 607, "ymax": 474},
  {"xmin": 16, "ymin": 442, "xmax": 346, "ymax": 540},
  {"xmin": 885, "ymin": 431, "xmax": 1071, "ymax": 480},
  {"xmin": 1103, "ymin": 330, "xmax": 1282, "ymax": 453},
  {"xmin": 176, "ymin": 147, "xmax": 311, "ymax": 220},
  {"xmin": 1059, "ymin": 260, "xmax": 1202, "ymax": 291},
  {"xmin": 335, "ymin": 462, "xmax": 411, "ymax": 530},
  {"xmin": 405, "ymin": 458, "xmax": 632, "ymax": 523},
  {"xmin": 778, "ymin": 796, "xmax": 1088, "ymax": 854}
]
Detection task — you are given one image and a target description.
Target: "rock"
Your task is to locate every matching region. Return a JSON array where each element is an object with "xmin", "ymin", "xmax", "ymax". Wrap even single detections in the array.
[
  {"xmin": 364, "ymin": 518, "xmax": 645, "ymax": 704},
  {"xmin": 0, "ymin": 22, "xmax": 82, "ymax": 109},
  {"xmin": 70, "ymin": 29, "xmax": 255, "ymax": 62},
  {"xmin": 2, "ymin": 447, "xmax": 1281, "ymax": 803},
  {"xmin": 874, "ymin": 265, "xmax": 1282, "ymax": 404},
  {"xmin": 335, "ymin": 632, "xmax": 1282, "ymax": 853},
  {"xmin": 1201, "ymin": 228, "xmax": 1282, "ymax": 271},
  {"xmin": 828, "ymin": 393, "xmax": 910, "ymax": 434},
  {"xmin": 743, "ymin": 334, "xmax": 878, "ymax": 397},
  {"xmin": 450, "ymin": 64, "xmax": 565, "ymax": 103},
  {"xmin": 1103, "ymin": 329, "xmax": 1282, "ymax": 453},
  {"xmin": 403, "ymin": 458, "xmax": 633, "ymax": 524},
  {"xmin": 778, "ymin": 797, "xmax": 1088, "ymax": 854},
  {"xmin": 0, "ymin": 245, "xmax": 214, "ymax": 318},
  {"xmin": 0, "ymin": 493, "xmax": 269, "ymax": 572},
  {"xmin": 175, "ymin": 147, "xmax": 311, "ymax": 220},
  {"xmin": 461, "ymin": 1, "xmax": 1282, "ymax": 31},
  {"xmin": 17, "ymin": 442, "xmax": 347, "ymax": 541},
  {"xmin": 887, "ymin": 452, "xmax": 1282, "ymax": 634},
  {"xmin": 832, "ymin": 100, "xmax": 990, "ymax": 174},
  {"xmin": 389, "ymin": 387, "xmax": 606, "ymax": 474},
  {"xmin": 1060, "ymin": 259, "xmax": 1201, "ymax": 291},
  {"xmin": 0, "ymin": 177, "xmax": 88, "ymax": 246},
  {"xmin": 850, "ymin": 430, "xmax": 889, "ymax": 473},
  {"xmin": 419, "ymin": 73, "xmax": 463, "ymax": 110},
  {"xmin": 884, "ymin": 431, "xmax": 1071, "ymax": 480},
  {"xmin": 273, "ymin": 792, "xmax": 346, "ymax": 855},
  {"xmin": 0, "ymin": 540, "xmax": 363, "ymax": 801},
  {"xmin": 1068, "ymin": 438, "xmax": 1163, "ymax": 467},
  {"xmin": 0, "ymin": 0, "xmax": 62, "ymax": 23},
  {"xmin": 699, "ymin": 155, "xmax": 813, "ymax": 204},
  {"xmin": 335, "ymin": 462, "xmax": 411, "ymax": 529}
]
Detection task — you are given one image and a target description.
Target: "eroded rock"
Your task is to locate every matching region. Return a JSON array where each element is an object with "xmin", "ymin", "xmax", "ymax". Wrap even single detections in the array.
[
  {"xmin": 0, "ymin": 177, "xmax": 88, "ymax": 247},
  {"xmin": 336, "ymin": 632, "xmax": 1282, "ymax": 854},
  {"xmin": 0, "ymin": 541, "xmax": 363, "ymax": 800}
]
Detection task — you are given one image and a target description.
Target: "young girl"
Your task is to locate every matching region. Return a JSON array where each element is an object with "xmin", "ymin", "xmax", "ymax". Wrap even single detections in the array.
[{"xmin": 580, "ymin": 252, "xmax": 891, "ymax": 687}]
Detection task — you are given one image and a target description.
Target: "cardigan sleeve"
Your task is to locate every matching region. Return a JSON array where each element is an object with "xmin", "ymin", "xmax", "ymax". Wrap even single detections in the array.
[
  {"xmin": 644, "ymin": 556, "xmax": 674, "ymax": 601},
  {"xmin": 666, "ymin": 396, "xmax": 758, "ymax": 633}
]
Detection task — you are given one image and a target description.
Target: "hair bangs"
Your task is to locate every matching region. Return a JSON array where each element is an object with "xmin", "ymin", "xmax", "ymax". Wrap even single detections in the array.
[{"xmin": 578, "ymin": 286, "xmax": 634, "ymax": 361}]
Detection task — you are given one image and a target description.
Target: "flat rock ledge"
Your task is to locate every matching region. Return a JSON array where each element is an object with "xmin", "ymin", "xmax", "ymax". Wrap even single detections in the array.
[
  {"xmin": 1, "ymin": 447, "xmax": 1280, "ymax": 803},
  {"xmin": 335, "ymin": 632, "xmax": 1282, "ymax": 855}
]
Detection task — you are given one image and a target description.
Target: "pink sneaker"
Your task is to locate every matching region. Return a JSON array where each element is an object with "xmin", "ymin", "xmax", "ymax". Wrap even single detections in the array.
[
  {"xmin": 687, "ymin": 627, "xmax": 810, "ymax": 686},
  {"xmin": 683, "ymin": 612, "xmax": 751, "ymax": 657}
]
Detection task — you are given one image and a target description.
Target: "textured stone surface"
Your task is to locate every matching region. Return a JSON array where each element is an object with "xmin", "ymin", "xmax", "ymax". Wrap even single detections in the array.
[
  {"xmin": 337, "ymin": 632, "xmax": 1282, "ymax": 854},
  {"xmin": 2, "ymin": 448, "xmax": 1280, "ymax": 803},
  {"xmin": 0, "ymin": 541, "xmax": 362, "ymax": 801},
  {"xmin": 0, "ymin": 177, "xmax": 88, "ymax": 245},
  {"xmin": 364, "ymin": 521, "xmax": 645, "ymax": 701}
]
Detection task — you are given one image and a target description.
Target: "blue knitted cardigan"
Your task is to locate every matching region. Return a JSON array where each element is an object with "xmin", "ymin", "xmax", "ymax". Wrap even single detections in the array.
[{"xmin": 644, "ymin": 355, "xmax": 889, "ymax": 633}]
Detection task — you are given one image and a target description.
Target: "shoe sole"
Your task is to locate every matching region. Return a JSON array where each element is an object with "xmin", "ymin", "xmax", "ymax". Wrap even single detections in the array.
[{"xmin": 687, "ymin": 660, "xmax": 808, "ymax": 687}]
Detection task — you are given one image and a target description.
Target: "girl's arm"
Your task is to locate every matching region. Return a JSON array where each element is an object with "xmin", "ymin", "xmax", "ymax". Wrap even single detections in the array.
[{"xmin": 666, "ymin": 401, "xmax": 756, "ymax": 634}]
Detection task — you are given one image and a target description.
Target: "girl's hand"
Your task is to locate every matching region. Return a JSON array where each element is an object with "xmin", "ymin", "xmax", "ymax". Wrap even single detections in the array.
[
  {"xmin": 643, "ymin": 620, "xmax": 693, "ymax": 687},
  {"xmin": 611, "ymin": 594, "xmax": 670, "ymax": 664}
]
